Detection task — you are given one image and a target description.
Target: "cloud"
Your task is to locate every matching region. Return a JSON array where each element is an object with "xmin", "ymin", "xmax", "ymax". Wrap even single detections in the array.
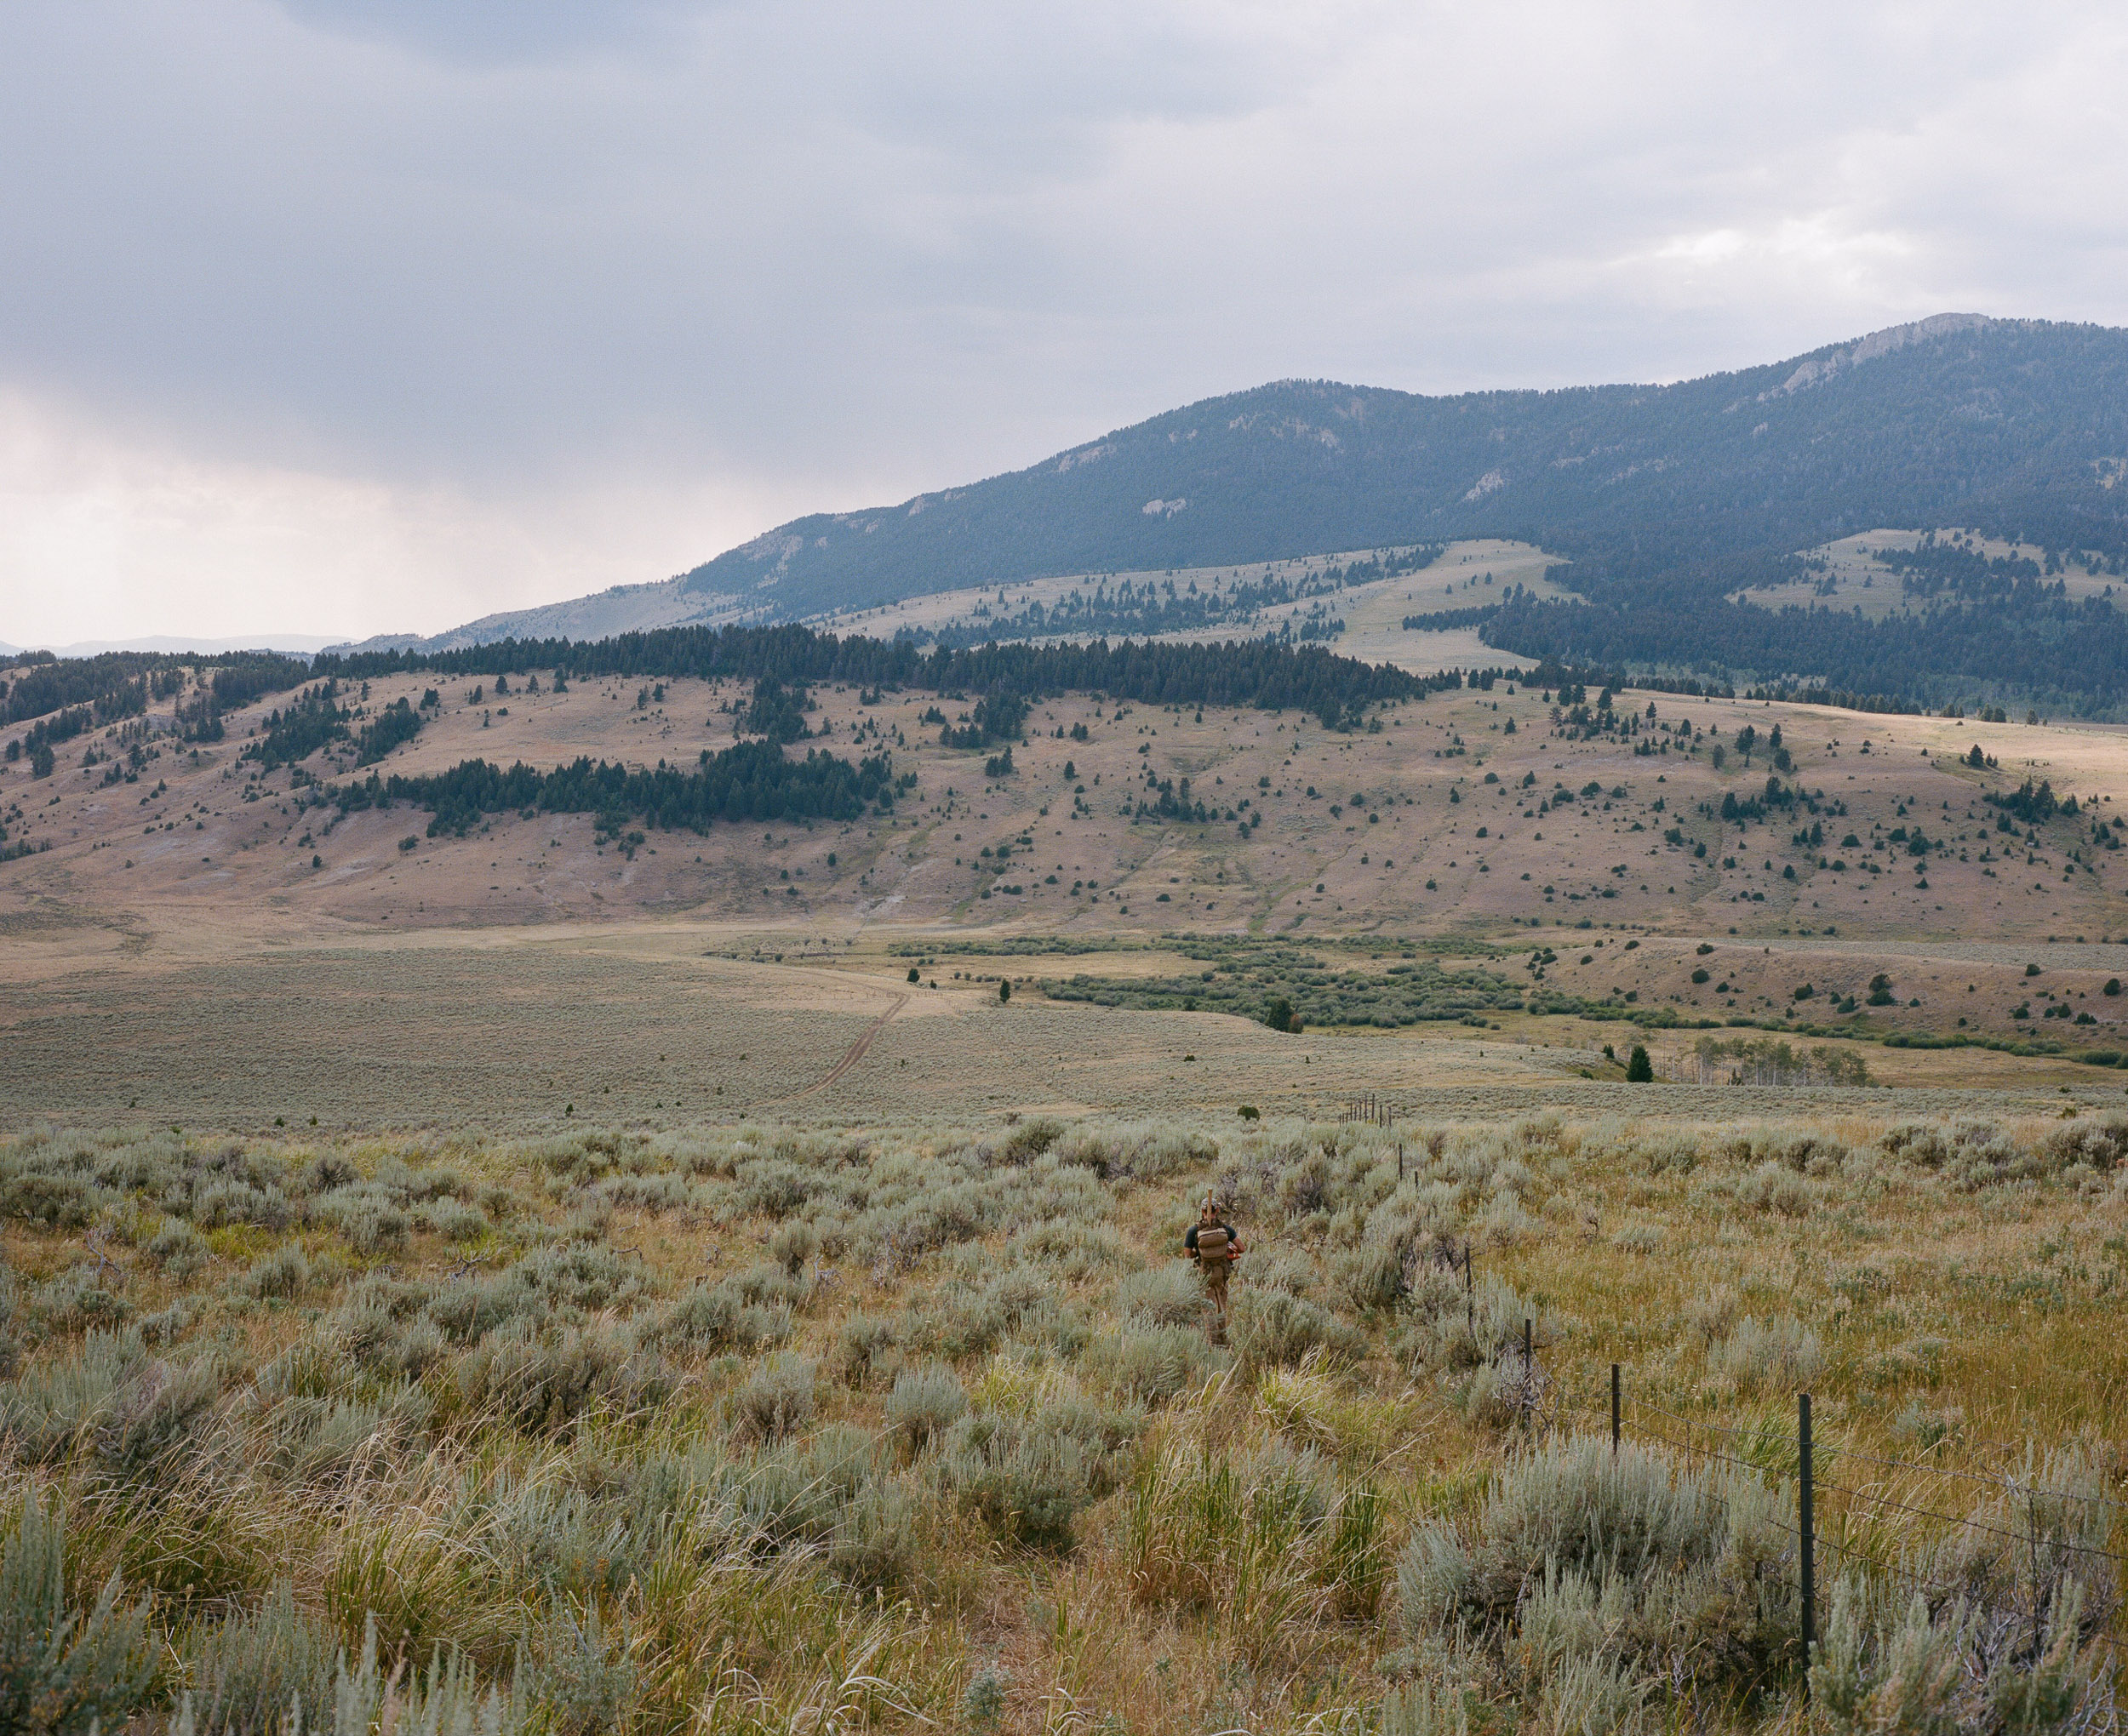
[{"xmin": 1, "ymin": 0, "xmax": 2124, "ymax": 641}]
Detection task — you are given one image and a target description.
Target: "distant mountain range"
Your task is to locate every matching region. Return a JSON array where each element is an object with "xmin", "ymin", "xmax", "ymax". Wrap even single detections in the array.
[
  {"xmin": 329, "ymin": 313, "xmax": 2128, "ymax": 705},
  {"xmin": 2, "ymin": 633, "xmax": 345, "ymax": 660}
]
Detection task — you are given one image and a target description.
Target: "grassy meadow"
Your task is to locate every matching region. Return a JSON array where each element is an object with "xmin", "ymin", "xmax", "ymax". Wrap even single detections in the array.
[{"xmin": 1, "ymin": 1102, "xmax": 2123, "ymax": 1734}]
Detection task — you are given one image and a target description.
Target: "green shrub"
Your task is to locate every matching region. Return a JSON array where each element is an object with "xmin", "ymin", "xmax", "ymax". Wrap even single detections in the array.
[
  {"xmin": 309, "ymin": 1184, "xmax": 406, "ymax": 1253},
  {"xmin": 0, "ymin": 1328, "xmax": 150, "ymax": 1462},
  {"xmin": 453, "ymin": 1320, "xmax": 669, "ymax": 1433},
  {"xmin": 733, "ymin": 1352, "xmax": 817, "ymax": 1443},
  {"xmin": 1113, "ymin": 1265, "xmax": 1205, "ymax": 1328},
  {"xmin": 414, "ymin": 1198, "xmax": 489, "ymax": 1242},
  {"xmin": 31, "ymin": 1265, "xmax": 132, "ymax": 1333},
  {"xmin": 884, "ymin": 1364, "xmax": 967, "ymax": 1451},
  {"xmin": 937, "ymin": 1410, "xmax": 1099, "ymax": 1550},
  {"xmin": 1398, "ymin": 1436, "xmax": 1797, "ymax": 1703},
  {"xmin": 1230, "ymin": 1289, "xmax": 1364, "ymax": 1371},
  {"xmin": 0, "ymin": 1173, "xmax": 102, "ymax": 1230},
  {"xmin": 234, "ymin": 1246, "xmax": 310, "ymax": 1302},
  {"xmin": 191, "ymin": 1179, "xmax": 294, "ymax": 1232},
  {"xmin": 996, "ymin": 1117, "xmax": 1065, "ymax": 1165},
  {"xmin": 95, "ymin": 1356, "xmax": 225, "ymax": 1482},
  {"xmin": 1331, "ymin": 1242, "xmax": 1408, "ymax": 1316},
  {"xmin": 179, "ymin": 1580, "xmax": 339, "ymax": 1736},
  {"xmin": 255, "ymin": 1615, "xmax": 526, "ymax": 1736},
  {"xmin": 529, "ymin": 1603, "xmax": 637, "ymax": 1736},
  {"xmin": 146, "ymin": 1220, "xmax": 210, "ymax": 1277},
  {"xmin": 0, "ymin": 1488, "xmax": 154, "ymax": 1734},
  {"xmin": 769, "ymin": 1219, "xmax": 819, "ymax": 1275},
  {"xmin": 830, "ymin": 1312, "xmax": 900, "ymax": 1388},
  {"xmin": 1711, "ymin": 1315, "xmax": 1824, "ymax": 1392},
  {"xmin": 656, "ymin": 1282, "xmax": 793, "ymax": 1356},
  {"xmin": 1096, "ymin": 1326, "xmax": 1222, "ymax": 1407}
]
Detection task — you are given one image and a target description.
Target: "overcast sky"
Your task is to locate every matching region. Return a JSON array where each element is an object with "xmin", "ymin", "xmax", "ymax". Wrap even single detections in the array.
[{"xmin": 3, "ymin": 0, "xmax": 2125, "ymax": 648}]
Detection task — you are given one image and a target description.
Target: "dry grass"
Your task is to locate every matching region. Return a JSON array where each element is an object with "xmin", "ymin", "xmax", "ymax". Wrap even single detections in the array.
[{"xmin": 0, "ymin": 1102, "xmax": 2122, "ymax": 1733}]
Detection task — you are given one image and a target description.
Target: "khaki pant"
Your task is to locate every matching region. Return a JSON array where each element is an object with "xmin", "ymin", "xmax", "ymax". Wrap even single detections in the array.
[{"xmin": 1201, "ymin": 1259, "xmax": 1230, "ymax": 1315}]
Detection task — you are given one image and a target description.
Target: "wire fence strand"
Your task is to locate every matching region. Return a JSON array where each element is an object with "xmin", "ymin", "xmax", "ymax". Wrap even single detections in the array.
[{"xmin": 1556, "ymin": 1379, "xmax": 2128, "ymax": 1569}]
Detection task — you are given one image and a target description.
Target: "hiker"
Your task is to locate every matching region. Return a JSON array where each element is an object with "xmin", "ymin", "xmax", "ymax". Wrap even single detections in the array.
[{"xmin": 1184, "ymin": 1194, "xmax": 1244, "ymax": 1322}]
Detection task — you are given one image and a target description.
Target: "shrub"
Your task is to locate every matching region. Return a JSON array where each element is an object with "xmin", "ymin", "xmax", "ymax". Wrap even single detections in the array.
[
  {"xmin": 996, "ymin": 1118, "xmax": 1064, "ymax": 1165},
  {"xmin": 415, "ymin": 1198, "xmax": 489, "ymax": 1242},
  {"xmin": 659, "ymin": 1282, "xmax": 793, "ymax": 1355},
  {"xmin": 1228, "ymin": 1289, "xmax": 1364, "ymax": 1371},
  {"xmin": 191, "ymin": 1179, "xmax": 293, "ymax": 1231},
  {"xmin": 94, "ymin": 1356, "xmax": 225, "ymax": 1482},
  {"xmin": 1712, "ymin": 1316, "xmax": 1823, "ymax": 1392},
  {"xmin": 1098, "ymin": 1326, "xmax": 1222, "ymax": 1407},
  {"xmin": 884, "ymin": 1364, "xmax": 967, "ymax": 1451},
  {"xmin": 1879, "ymin": 1120, "xmax": 2031, "ymax": 1189},
  {"xmin": 769, "ymin": 1219, "xmax": 819, "ymax": 1275},
  {"xmin": 831, "ymin": 1313, "xmax": 900, "ymax": 1388},
  {"xmin": 1114, "ymin": 1263, "xmax": 1206, "ymax": 1328},
  {"xmin": 234, "ymin": 1246, "xmax": 310, "ymax": 1301},
  {"xmin": 31, "ymin": 1265, "xmax": 132, "ymax": 1332},
  {"xmin": 1331, "ymin": 1242, "xmax": 1407, "ymax": 1316},
  {"xmin": 0, "ymin": 1173, "xmax": 100, "ymax": 1230},
  {"xmin": 529, "ymin": 1603, "xmax": 637, "ymax": 1736},
  {"xmin": 963, "ymin": 1665, "xmax": 1011, "ymax": 1731},
  {"xmin": 146, "ymin": 1220, "xmax": 210, "ymax": 1277},
  {"xmin": 0, "ymin": 1328, "xmax": 151, "ymax": 1462},
  {"xmin": 1736, "ymin": 1162, "xmax": 1817, "ymax": 1217},
  {"xmin": 310, "ymin": 1184, "xmax": 408, "ymax": 1253},
  {"xmin": 180, "ymin": 1580, "xmax": 339, "ymax": 1735},
  {"xmin": 1398, "ymin": 1272, "xmax": 1544, "ymax": 1377},
  {"xmin": 1398, "ymin": 1436, "xmax": 1797, "ymax": 1704},
  {"xmin": 937, "ymin": 1409, "xmax": 1101, "ymax": 1550},
  {"xmin": 0, "ymin": 1488, "xmax": 155, "ymax": 1734},
  {"xmin": 733, "ymin": 1352, "xmax": 817, "ymax": 1443},
  {"xmin": 1123, "ymin": 1443, "xmax": 1381, "ymax": 1669},
  {"xmin": 453, "ymin": 1320, "xmax": 669, "ymax": 1433}
]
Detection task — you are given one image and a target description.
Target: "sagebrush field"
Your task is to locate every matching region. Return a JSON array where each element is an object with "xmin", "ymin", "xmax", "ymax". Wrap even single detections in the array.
[{"xmin": 0, "ymin": 1102, "xmax": 2122, "ymax": 1734}]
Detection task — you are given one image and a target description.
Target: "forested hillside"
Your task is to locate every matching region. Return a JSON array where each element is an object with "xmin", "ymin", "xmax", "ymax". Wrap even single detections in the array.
[
  {"xmin": 681, "ymin": 315, "xmax": 2128, "ymax": 610},
  {"xmin": 655, "ymin": 314, "xmax": 2128, "ymax": 708}
]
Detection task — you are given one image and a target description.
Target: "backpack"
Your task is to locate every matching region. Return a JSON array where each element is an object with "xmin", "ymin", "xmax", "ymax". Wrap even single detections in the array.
[{"xmin": 1196, "ymin": 1225, "xmax": 1231, "ymax": 1267}]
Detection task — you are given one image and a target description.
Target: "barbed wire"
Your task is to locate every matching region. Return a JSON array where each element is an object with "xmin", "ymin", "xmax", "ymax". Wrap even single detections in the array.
[
  {"xmin": 1555, "ymin": 1391, "xmax": 2128, "ymax": 1568},
  {"xmin": 1815, "ymin": 1478, "xmax": 2128, "ymax": 1566},
  {"xmin": 1827, "ymin": 1441, "xmax": 2124, "ymax": 1510},
  {"xmin": 1575, "ymin": 1385, "xmax": 2122, "ymax": 1512}
]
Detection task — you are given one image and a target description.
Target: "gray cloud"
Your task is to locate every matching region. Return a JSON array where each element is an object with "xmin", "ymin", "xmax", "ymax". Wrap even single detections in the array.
[{"xmin": 2, "ymin": 0, "xmax": 2125, "ymax": 642}]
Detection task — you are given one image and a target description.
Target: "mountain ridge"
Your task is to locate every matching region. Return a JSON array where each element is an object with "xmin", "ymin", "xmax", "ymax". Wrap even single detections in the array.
[{"xmin": 332, "ymin": 314, "xmax": 2128, "ymax": 705}]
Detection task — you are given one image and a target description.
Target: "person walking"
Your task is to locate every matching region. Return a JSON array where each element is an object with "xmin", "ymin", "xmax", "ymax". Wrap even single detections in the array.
[{"xmin": 1185, "ymin": 1194, "xmax": 1244, "ymax": 1331}]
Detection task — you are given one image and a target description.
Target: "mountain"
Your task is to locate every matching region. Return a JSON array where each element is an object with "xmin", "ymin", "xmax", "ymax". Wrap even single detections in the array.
[
  {"xmin": 380, "ymin": 314, "xmax": 2128, "ymax": 707},
  {"xmin": 321, "ymin": 577, "xmax": 747, "ymax": 659},
  {"xmin": 3, "ymin": 633, "xmax": 344, "ymax": 660},
  {"xmin": 677, "ymin": 314, "xmax": 2128, "ymax": 620}
]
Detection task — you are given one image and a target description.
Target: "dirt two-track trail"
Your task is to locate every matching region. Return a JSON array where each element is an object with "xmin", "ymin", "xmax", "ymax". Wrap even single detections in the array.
[{"xmin": 774, "ymin": 986, "xmax": 909, "ymax": 1103}]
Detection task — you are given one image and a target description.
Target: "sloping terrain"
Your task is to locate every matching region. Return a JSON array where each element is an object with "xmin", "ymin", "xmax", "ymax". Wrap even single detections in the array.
[
  {"xmin": 371, "ymin": 314, "xmax": 2128, "ymax": 706},
  {"xmin": 678, "ymin": 315, "xmax": 2128, "ymax": 620}
]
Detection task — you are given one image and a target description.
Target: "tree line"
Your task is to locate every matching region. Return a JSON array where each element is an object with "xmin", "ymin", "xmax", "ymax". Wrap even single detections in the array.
[
  {"xmin": 312, "ymin": 624, "xmax": 1427, "ymax": 729},
  {"xmin": 335, "ymin": 740, "xmax": 906, "ymax": 838}
]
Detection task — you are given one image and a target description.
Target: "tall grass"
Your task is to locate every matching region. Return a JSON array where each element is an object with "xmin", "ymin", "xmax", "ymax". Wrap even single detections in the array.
[{"xmin": 0, "ymin": 1107, "xmax": 2119, "ymax": 1734}]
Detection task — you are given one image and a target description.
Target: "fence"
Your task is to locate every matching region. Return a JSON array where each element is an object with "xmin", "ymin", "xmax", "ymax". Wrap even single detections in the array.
[{"xmin": 1502, "ymin": 1342, "xmax": 2128, "ymax": 1699}]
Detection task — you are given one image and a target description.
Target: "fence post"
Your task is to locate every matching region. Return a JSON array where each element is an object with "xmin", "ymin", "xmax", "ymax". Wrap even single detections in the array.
[
  {"xmin": 1611, "ymin": 1362, "xmax": 1620, "ymax": 1453},
  {"xmin": 1799, "ymin": 1391, "xmax": 1815, "ymax": 1700}
]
